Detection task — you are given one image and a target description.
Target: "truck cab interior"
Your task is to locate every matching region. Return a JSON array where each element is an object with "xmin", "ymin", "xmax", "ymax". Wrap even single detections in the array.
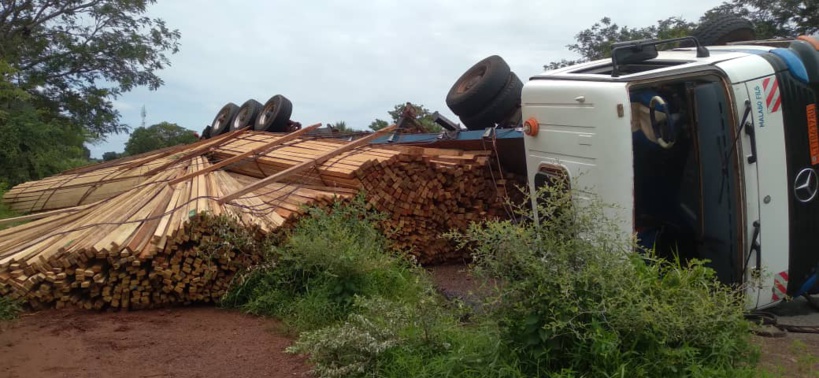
[{"xmin": 630, "ymin": 76, "xmax": 742, "ymax": 286}]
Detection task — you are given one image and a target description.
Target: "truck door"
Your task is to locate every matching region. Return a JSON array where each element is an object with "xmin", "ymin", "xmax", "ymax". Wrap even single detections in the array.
[
  {"xmin": 522, "ymin": 80, "xmax": 633, "ymax": 239},
  {"xmin": 720, "ymin": 57, "xmax": 790, "ymax": 309}
]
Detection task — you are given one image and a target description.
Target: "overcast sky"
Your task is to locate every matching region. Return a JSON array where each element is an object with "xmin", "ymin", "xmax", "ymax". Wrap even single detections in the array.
[{"xmin": 88, "ymin": 0, "xmax": 725, "ymax": 158}]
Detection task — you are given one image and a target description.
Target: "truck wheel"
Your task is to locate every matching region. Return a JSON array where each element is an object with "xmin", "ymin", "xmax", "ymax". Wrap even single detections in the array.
[
  {"xmin": 692, "ymin": 14, "xmax": 755, "ymax": 46},
  {"xmin": 460, "ymin": 73, "xmax": 523, "ymax": 130},
  {"xmin": 211, "ymin": 103, "xmax": 240, "ymax": 135},
  {"xmin": 201, "ymin": 125, "xmax": 213, "ymax": 140},
  {"xmin": 797, "ymin": 35, "xmax": 819, "ymax": 50},
  {"xmin": 232, "ymin": 99, "xmax": 263, "ymax": 130},
  {"xmin": 255, "ymin": 95, "xmax": 293, "ymax": 132},
  {"xmin": 446, "ymin": 55, "xmax": 511, "ymax": 117},
  {"xmin": 790, "ymin": 40, "xmax": 819, "ymax": 84}
]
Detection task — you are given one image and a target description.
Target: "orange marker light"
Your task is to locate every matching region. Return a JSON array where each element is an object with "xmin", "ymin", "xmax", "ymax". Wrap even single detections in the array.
[{"xmin": 523, "ymin": 117, "xmax": 539, "ymax": 136}]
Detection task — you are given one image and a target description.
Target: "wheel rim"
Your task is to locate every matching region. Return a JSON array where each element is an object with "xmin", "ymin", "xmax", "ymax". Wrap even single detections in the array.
[
  {"xmin": 260, "ymin": 103, "xmax": 278, "ymax": 124},
  {"xmin": 457, "ymin": 67, "xmax": 486, "ymax": 94},
  {"xmin": 233, "ymin": 108, "xmax": 248, "ymax": 128},
  {"xmin": 213, "ymin": 110, "xmax": 228, "ymax": 129}
]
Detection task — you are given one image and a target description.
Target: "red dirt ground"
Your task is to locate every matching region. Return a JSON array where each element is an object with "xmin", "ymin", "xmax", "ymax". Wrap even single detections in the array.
[
  {"xmin": 1, "ymin": 264, "xmax": 818, "ymax": 377},
  {"xmin": 0, "ymin": 307, "xmax": 310, "ymax": 378}
]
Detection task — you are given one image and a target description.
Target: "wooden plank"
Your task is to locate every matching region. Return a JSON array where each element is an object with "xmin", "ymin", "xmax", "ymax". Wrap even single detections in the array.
[
  {"xmin": 0, "ymin": 204, "xmax": 96, "ymax": 226},
  {"xmin": 168, "ymin": 124, "xmax": 321, "ymax": 185},
  {"xmin": 217, "ymin": 125, "xmax": 397, "ymax": 204},
  {"xmin": 143, "ymin": 128, "xmax": 250, "ymax": 176}
]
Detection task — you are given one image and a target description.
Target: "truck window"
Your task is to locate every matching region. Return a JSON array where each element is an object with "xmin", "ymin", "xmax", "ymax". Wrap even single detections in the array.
[{"xmin": 630, "ymin": 78, "xmax": 740, "ymax": 285}]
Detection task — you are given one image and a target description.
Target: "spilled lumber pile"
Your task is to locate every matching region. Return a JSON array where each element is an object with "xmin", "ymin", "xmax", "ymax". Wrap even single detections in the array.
[
  {"xmin": 0, "ymin": 157, "xmax": 356, "ymax": 310},
  {"xmin": 0, "ymin": 127, "xmax": 522, "ymax": 310},
  {"xmin": 1, "ymin": 130, "xmax": 249, "ymax": 213},
  {"xmin": 210, "ymin": 133, "xmax": 520, "ymax": 264},
  {"xmin": 355, "ymin": 146, "xmax": 516, "ymax": 264}
]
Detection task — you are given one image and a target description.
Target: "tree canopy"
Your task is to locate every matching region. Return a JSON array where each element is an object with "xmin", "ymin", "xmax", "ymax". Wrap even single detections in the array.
[
  {"xmin": 123, "ymin": 122, "xmax": 197, "ymax": 156},
  {"xmin": 0, "ymin": 0, "xmax": 181, "ymax": 139},
  {"xmin": 0, "ymin": 0, "xmax": 179, "ymax": 186},
  {"xmin": 549, "ymin": 0, "xmax": 819, "ymax": 68},
  {"xmin": 369, "ymin": 103, "xmax": 441, "ymax": 133},
  {"xmin": 0, "ymin": 60, "xmax": 89, "ymax": 186}
]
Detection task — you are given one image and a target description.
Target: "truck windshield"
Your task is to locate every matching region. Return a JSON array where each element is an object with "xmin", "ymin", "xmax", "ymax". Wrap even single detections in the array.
[{"xmin": 631, "ymin": 78, "xmax": 740, "ymax": 285}]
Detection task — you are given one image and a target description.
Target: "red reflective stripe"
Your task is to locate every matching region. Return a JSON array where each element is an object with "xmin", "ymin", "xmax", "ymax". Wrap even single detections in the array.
[
  {"xmin": 763, "ymin": 77, "xmax": 771, "ymax": 90},
  {"xmin": 772, "ymin": 96, "xmax": 782, "ymax": 113},
  {"xmin": 775, "ymin": 281, "xmax": 787, "ymax": 294},
  {"xmin": 766, "ymin": 80, "xmax": 779, "ymax": 107}
]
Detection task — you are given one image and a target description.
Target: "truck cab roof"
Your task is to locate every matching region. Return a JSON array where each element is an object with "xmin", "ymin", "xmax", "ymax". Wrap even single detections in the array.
[{"xmin": 534, "ymin": 43, "xmax": 789, "ymax": 83}]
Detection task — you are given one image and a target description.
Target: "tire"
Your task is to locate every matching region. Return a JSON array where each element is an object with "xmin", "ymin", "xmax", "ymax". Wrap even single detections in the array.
[
  {"xmin": 446, "ymin": 55, "xmax": 511, "ymax": 117},
  {"xmin": 797, "ymin": 35, "xmax": 819, "ymax": 50},
  {"xmin": 232, "ymin": 99, "xmax": 263, "ymax": 130},
  {"xmin": 790, "ymin": 40, "xmax": 819, "ymax": 84},
  {"xmin": 201, "ymin": 125, "xmax": 213, "ymax": 139},
  {"xmin": 460, "ymin": 73, "xmax": 523, "ymax": 131},
  {"xmin": 255, "ymin": 95, "xmax": 293, "ymax": 132},
  {"xmin": 211, "ymin": 103, "xmax": 240, "ymax": 135},
  {"xmin": 692, "ymin": 14, "xmax": 755, "ymax": 46}
]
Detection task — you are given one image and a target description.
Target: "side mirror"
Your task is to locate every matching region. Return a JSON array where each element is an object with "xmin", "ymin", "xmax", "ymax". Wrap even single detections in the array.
[{"xmin": 612, "ymin": 39, "xmax": 659, "ymax": 65}]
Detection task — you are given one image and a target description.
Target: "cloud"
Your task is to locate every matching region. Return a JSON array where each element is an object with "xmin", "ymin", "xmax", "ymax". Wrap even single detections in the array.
[{"xmin": 91, "ymin": 0, "xmax": 724, "ymax": 158}]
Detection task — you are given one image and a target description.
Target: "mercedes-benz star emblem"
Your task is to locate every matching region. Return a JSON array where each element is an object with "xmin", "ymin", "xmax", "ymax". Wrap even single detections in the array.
[{"xmin": 794, "ymin": 168, "xmax": 818, "ymax": 204}]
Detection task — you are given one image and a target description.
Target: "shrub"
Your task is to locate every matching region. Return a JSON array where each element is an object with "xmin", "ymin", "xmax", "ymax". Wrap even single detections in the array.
[
  {"xmin": 223, "ymin": 195, "xmax": 429, "ymax": 331},
  {"xmin": 288, "ymin": 295, "xmax": 524, "ymax": 378},
  {"xmin": 0, "ymin": 295, "xmax": 21, "ymax": 320},
  {"xmin": 449, "ymin": 184, "xmax": 759, "ymax": 377}
]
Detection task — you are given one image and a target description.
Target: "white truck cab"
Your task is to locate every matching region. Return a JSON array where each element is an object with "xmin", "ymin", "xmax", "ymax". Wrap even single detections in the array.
[{"xmin": 521, "ymin": 36, "xmax": 819, "ymax": 309}]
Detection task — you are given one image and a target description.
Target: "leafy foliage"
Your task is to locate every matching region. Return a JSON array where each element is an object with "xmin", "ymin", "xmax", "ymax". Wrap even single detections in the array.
[
  {"xmin": 289, "ymin": 296, "xmax": 523, "ymax": 378},
  {"xmin": 102, "ymin": 151, "xmax": 123, "ymax": 162},
  {"xmin": 329, "ymin": 121, "xmax": 356, "ymax": 135},
  {"xmin": 704, "ymin": 0, "xmax": 819, "ymax": 39},
  {"xmin": 123, "ymin": 122, "xmax": 197, "ymax": 156},
  {"xmin": 369, "ymin": 103, "xmax": 441, "ymax": 133},
  {"xmin": 552, "ymin": 0, "xmax": 819, "ymax": 66},
  {"xmin": 367, "ymin": 118, "xmax": 389, "ymax": 131},
  {"xmin": 0, "ymin": 183, "xmax": 23, "ymax": 230},
  {"xmin": 222, "ymin": 195, "xmax": 429, "ymax": 331},
  {"xmin": 449, "ymin": 184, "xmax": 758, "ymax": 377},
  {"xmin": 0, "ymin": 295, "xmax": 21, "ymax": 320},
  {"xmin": 0, "ymin": 60, "xmax": 90, "ymax": 186},
  {"xmin": 0, "ymin": 0, "xmax": 181, "ymax": 139},
  {"xmin": 226, "ymin": 185, "xmax": 759, "ymax": 377}
]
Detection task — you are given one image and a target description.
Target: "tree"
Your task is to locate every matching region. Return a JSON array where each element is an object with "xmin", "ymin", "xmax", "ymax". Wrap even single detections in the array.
[
  {"xmin": 123, "ymin": 122, "xmax": 197, "ymax": 156},
  {"xmin": 0, "ymin": 1, "xmax": 181, "ymax": 139},
  {"xmin": 552, "ymin": 0, "xmax": 819, "ymax": 67},
  {"xmin": 328, "ymin": 121, "xmax": 354, "ymax": 134},
  {"xmin": 370, "ymin": 103, "xmax": 441, "ymax": 133},
  {"xmin": 102, "ymin": 151, "xmax": 122, "ymax": 162},
  {"xmin": 704, "ymin": 0, "xmax": 819, "ymax": 39},
  {"xmin": 555, "ymin": 16, "xmax": 696, "ymax": 65},
  {"xmin": 0, "ymin": 60, "xmax": 89, "ymax": 186},
  {"xmin": 368, "ymin": 119, "xmax": 389, "ymax": 131}
]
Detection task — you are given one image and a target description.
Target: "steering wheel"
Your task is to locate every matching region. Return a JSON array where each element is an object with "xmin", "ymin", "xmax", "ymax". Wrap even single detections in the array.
[{"xmin": 649, "ymin": 95, "xmax": 676, "ymax": 149}]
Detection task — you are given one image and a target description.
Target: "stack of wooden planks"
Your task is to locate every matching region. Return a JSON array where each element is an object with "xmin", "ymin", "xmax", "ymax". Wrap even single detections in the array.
[
  {"xmin": 0, "ymin": 129, "xmax": 522, "ymax": 310},
  {"xmin": 355, "ymin": 146, "xmax": 518, "ymax": 264},
  {"xmin": 0, "ymin": 157, "xmax": 357, "ymax": 310},
  {"xmin": 1, "ymin": 129, "xmax": 252, "ymax": 214}
]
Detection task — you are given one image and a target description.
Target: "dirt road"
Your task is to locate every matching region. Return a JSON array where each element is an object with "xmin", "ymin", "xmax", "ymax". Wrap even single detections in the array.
[
  {"xmin": 0, "ymin": 265, "xmax": 817, "ymax": 377},
  {"xmin": 0, "ymin": 307, "xmax": 309, "ymax": 378}
]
